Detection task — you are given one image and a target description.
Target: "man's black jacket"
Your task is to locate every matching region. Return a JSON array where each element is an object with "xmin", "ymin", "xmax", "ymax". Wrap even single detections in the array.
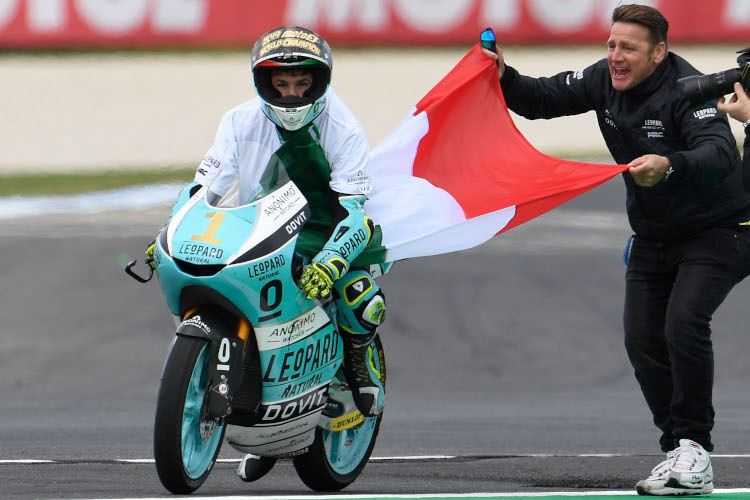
[{"xmin": 501, "ymin": 52, "xmax": 750, "ymax": 241}]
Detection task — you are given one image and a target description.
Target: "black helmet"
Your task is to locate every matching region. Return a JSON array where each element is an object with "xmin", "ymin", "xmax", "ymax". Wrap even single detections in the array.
[{"xmin": 251, "ymin": 27, "xmax": 333, "ymax": 131}]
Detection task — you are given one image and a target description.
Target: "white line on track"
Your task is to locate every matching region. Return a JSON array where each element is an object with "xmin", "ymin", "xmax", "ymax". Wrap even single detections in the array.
[
  {"xmin": 125, "ymin": 453, "xmax": 750, "ymax": 462},
  {"xmin": 74, "ymin": 494, "xmax": 642, "ymax": 500},
  {"xmin": 0, "ymin": 459, "xmax": 55, "ymax": 463},
  {"xmin": 64, "ymin": 488, "xmax": 750, "ymax": 500},
  {"xmin": 3, "ymin": 453, "xmax": 750, "ymax": 464},
  {"xmin": 2, "ymin": 456, "xmax": 745, "ymax": 499}
]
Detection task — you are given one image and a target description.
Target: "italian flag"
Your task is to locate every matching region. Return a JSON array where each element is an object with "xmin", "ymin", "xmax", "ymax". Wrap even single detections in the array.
[{"xmin": 365, "ymin": 45, "xmax": 628, "ymax": 262}]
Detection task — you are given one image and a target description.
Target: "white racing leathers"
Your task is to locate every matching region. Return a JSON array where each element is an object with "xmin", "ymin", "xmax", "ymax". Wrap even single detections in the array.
[{"xmin": 195, "ymin": 88, "xmax": 372, "ymax": 199}]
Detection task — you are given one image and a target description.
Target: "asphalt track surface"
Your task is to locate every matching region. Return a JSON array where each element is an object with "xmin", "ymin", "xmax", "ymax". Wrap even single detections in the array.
[{"xmin": 2, "ymin": 179, "xmax": 750, "ymax": 498}]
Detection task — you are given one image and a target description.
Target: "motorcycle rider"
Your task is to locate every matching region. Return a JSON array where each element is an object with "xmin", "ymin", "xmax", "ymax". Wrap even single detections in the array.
[{"xmin": 148, "ymin": 26, "xmax": 386, "ymax": 419}]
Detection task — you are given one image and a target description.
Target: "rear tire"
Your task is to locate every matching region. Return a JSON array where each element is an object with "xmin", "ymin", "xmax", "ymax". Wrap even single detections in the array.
[
  {"xmin": 293, "ymin": 335, "xmax": 385, "ymax": 491},
  {"xmin": 154, "ymin": 336, "xmax": 226, "ymax": 494}
]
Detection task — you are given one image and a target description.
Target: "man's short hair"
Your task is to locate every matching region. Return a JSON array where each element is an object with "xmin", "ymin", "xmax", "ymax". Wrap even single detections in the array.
[{"xmin": 612, "ymin": 4, "xmax": 669, "ymax": 49}]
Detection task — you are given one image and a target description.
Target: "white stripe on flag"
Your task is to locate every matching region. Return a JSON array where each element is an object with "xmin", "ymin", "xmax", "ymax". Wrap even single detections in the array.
[
  {"xmin": 383, "ymin": 205, "xmax": 515, "ymax": 261},
  {"xmin": 367, "ymin": 108, "xmax": 506, "ymax": 261}
]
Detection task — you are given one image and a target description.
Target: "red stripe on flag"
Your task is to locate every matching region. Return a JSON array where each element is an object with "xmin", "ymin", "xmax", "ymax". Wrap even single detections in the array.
[{"xmin": 411, "ymin": 45, "xmax": 627, "ymax": 234}]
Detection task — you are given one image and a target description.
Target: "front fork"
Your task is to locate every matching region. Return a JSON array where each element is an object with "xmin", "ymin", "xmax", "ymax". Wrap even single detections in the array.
[{"xmin": 176, "ymin": 308, "xmax": 252, "ymax": 420}]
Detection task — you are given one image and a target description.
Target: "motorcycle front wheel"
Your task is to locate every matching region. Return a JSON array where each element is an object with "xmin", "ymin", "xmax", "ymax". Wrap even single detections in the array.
[
  {"xmin": 293, "ymin": 335, "xmax": 385, "ymax": 491},
  {"xmin": 154, "ymin": 336, "xmax": 226, "ymax": 494}
]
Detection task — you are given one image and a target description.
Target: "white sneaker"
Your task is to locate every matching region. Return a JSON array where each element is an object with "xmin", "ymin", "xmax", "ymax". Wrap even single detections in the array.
[
  {"xmin": 636, "ymin": 439, "xmax": 713, "ymax": 496},
  {"xmin": 636, "ymin": 449, "xmax": 678, "ymax": 494}
]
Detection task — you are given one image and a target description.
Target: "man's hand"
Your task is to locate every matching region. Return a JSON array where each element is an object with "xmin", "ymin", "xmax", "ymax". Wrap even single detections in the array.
[
  {"xmin": 481, "ymin": 43, "xmax": 506, "ymax": 80},
  {"xmin": 628, "ymin": 154, "xmax": 671, "ymax": 187},
  {"xmin": 298, "ymin": 262, "xmax": 335, "ymax": 300},
  {"xmin": 145, "ymin": 238, "xmax": 156, "ymax": 269},
  {"xmin": 718, "ymin": 82, "xmax": 750, "ymax": 123}
]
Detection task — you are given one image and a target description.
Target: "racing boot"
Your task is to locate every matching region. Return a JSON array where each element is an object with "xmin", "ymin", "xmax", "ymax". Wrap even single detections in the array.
[
  {"xmin": 339, "ymin": 329, "xmax": 385, "ymax": 418},
  {"xmin": 334, "ymin": 270, "xmax": 387, "ymax": 417}
]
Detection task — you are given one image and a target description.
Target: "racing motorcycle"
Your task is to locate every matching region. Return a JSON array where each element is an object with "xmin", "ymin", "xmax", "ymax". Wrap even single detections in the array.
[{"xmin": 125, "ymin": 144, "xmax": 386, "ymax": 494}]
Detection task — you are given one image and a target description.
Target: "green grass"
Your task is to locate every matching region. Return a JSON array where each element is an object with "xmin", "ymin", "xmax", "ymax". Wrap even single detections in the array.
[{"xmin": 0, "ymin": 168, "xmax": 195, "ymax": 196}]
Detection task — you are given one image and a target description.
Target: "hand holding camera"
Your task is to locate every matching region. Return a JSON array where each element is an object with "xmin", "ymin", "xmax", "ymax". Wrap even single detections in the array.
[{"xmin": 717, "ymin": 82, "xmax": 750, "ymax": 125}]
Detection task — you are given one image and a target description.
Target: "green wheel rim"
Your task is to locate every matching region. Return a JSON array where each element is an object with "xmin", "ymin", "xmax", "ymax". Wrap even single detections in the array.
[
  {"xmin": 321, "ymin": 416, "xmax": 377, "ymax": 475},
  {"xmin": 320, "ymin": 342, "xmax": 383, "ymax": 475},
  {"xmin": 181, "ymin": 344, "xmax": 223, "ymax": 479}
]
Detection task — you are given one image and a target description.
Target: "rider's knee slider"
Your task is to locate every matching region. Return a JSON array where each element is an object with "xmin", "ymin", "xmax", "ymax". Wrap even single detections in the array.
[
  {"xmin": 361, "ymin": 293, "xmax": 386, "ymax": 328},
  {"xmin": 339, "ymin": 273, "xmax": 386, "ymax": 335}
]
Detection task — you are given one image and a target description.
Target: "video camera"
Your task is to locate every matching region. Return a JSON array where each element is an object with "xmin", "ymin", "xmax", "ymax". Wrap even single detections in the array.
[{"xmin": 677, "ymin": 47, "xmax": 750, "ymax": 108}]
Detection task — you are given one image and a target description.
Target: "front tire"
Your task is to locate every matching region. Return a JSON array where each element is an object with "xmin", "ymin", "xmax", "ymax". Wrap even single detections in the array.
[
  {"xmin": 293, "ymin": 335, "xmax": 385, "ymax": 491},
  {"xmin": 154, "ymin": 336, "xmax": 226, "ymax": 494}
]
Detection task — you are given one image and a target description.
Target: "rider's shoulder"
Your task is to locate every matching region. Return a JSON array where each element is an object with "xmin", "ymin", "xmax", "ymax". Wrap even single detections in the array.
[
  {"xmin": 220, "ymin": 98, "xmax": 275, "ymax": 133},
  {"xmin": 317, "ymin": 88, "xmax": 365, "ymax": 136}
]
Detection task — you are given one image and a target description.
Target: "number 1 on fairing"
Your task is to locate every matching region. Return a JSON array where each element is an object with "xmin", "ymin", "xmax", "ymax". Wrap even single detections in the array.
[{"xmin": 191, "ymin": 212, "xmax": 226, "ymax": 245}]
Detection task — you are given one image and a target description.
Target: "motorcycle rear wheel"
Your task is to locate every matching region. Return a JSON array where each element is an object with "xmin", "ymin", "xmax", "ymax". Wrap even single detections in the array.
[
  {"xmin": 293, "ymin": 335, "xmax": 385, "ymax": 491},
  {"xmin": 154, "ymin": 336, "xmax": 226, "ymax": 494}
]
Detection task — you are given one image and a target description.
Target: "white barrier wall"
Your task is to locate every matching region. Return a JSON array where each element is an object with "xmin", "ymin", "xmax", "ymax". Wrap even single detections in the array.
[{"xmin": 0, "ymin": 46, "xmax": 745, "ymax": 173}]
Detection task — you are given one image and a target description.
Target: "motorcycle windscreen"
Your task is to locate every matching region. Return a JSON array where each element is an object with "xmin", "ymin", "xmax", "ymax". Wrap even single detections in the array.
[
  {"xmin": 206, "ymin": 141, "xmax": 292, "ymax": 209},
  {"xmin": 199, "ymin": 140, "xmax": 310, "ymax": 266}
]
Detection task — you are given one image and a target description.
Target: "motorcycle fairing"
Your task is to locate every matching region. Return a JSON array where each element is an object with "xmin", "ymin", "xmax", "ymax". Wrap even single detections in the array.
[
  {"xmin": 156, "ymin": 182, "xmax": 308, "ymax": 321},
  {"xmin": 227, "ymin": 244, "xmax": 343, "ymax": 456},
  {"xmin": 167, "ymin": 181, "xmax": 202, "ymax": 222},
  {"xmin": 155, "ymin": 168, "xmax": 351, "ymax": 458}
]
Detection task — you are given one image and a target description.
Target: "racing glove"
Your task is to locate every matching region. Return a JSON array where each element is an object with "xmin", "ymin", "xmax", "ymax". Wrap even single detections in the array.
[
  {"xmin": 145, "ymin": 238, "xmax": 157, "ymax": 269},
  {"xmin": 298, "ymin": 263, "xmax": 335, "ymax": 299},
  {"xmin": 298, "ymin": 195, "xmax": 374, "ymax": 299}
]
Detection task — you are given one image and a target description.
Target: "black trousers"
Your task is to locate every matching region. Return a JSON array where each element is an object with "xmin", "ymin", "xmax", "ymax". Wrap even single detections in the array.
[{"xmin": 623, "ymin": 226, "xmax": 750, "ymax": 453}]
